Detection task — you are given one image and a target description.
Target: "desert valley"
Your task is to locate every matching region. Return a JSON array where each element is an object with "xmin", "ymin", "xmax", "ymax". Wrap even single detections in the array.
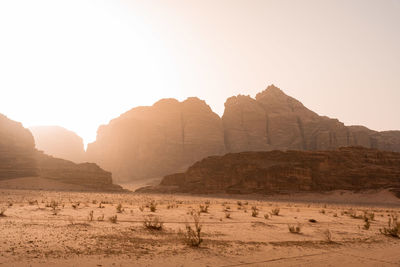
[
  {"xmin": 1, "ymin": 85, "xmax": 400, "ymax": 266},
  {"xmin": 1, "ymin": 1, "xmax": 400, "ymax": 266}
]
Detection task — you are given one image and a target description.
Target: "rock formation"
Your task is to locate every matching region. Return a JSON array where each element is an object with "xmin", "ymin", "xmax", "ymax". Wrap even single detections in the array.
[
  {"xmin": 30, "ymin": 126, "xmax": 85, "ymax": 163},
  {"xmin": 222, "ymin": 85, "xmax": 400, "ymax": 152},
  {"xmin": 0, "ymin": 113, "xmax": 122, "ymax": 191},
  {"xmin": 86, "ymin": 98, "xmax": 225, "ymax": 182},
  {"xmin": 139, "ymin": 147, "xmax": 400, "ymax": 195},
  {"xmin": 87, "ymin": 85, "xmax": 400, "ymax": 182},
  {"xmin": 0, "ymin": 114, "xmax": 38, "ymax": 179}
]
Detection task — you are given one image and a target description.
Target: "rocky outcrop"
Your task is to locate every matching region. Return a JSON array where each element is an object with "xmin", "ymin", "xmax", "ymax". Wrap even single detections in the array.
[
  {"xmin": 0, "ymin": 113, "xmax": 122, "ymax": 191},
  {"xmin": 30, "ymin": 126, "xmax": 85, "ymax": 163},
  {"xmin": 36, "ymin": 152, "xmax": 122, "ymax": 191},
  {"xmin": 222, "ymin": 85, "xmax": 400, "ymax": 152},
  {"xmin": 140, "ymin": 147, "xmax": 400, "ymax": 194},
  {"xmin": 86, "ymin": 98, "xmax": 225, "ymax": 182},
  {"xmin": 0, "ymin": 114, "xmax": 37, "ymax": 179},
  {"xmin": 87, "ymin": 85, "xmax": 400, "ymax": 182}
]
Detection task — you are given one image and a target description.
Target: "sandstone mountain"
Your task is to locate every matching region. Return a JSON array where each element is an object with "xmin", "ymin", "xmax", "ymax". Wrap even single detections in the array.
[
  {"xmin": 0, "ymin": 113, "xmax": 122, "ymax": 191},
  {"xmin": 86, "ymin": 98, "xmax": 225, "ymax": 182},
  {"xmin": 30, "ymin": 126, "xmax": 85, "ymax": 163},
  {"xmin": 138, "ymin": 147, "xmax": 400, "ymax": 195},
  {"xmin": 87, "ymin": 85, "xmax": 400, "ymax": 182},
  {"xmin": 223, "ymin": 85, "xmax": 400, "ymax": 152}
]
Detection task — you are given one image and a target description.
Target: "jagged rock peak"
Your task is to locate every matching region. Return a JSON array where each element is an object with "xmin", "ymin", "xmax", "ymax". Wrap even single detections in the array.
[
  {"xmin": 255, "ymin": 84, "xmax": 286, "ymax": 100},
  {"xmin": 224, "ymin": 95, "xmax": 255, "ymax": 108}
]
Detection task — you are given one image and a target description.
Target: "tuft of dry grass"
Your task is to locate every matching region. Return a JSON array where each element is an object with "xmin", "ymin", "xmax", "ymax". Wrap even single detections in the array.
[
  {"xmin": 380, "ymin": 214, "xmax": 400, "ymax": 238},
  {"xmin": 199, "ymin": 204, "xmax": 209, "ymax": 213},
  {"xmin": 0, "ymin": 206, "xmax": 7, "ymax": 217},
  {"xmin": 288, "ymin": 224, "xmax": 301, "ymax": 234},
  {"xmin": 88, "ymin": 210, "xmax": 94, "ymax": 222},
  {"xmin": 251, "ymin": 206, "xmax": 259, "ymax": 217},
  {"xmin": 109, "ymin": 215, "xmax": 118, "ymax": 224},
  {"xmin": 184, "ymin": 210, "xmax": 203, "ymax": 247},
  {"xmin": 116, "ymin": 203, "xmax": 124, "ymax": 213},
  {"xmin": 271, "ymin": 207, "xmax": 280, "ymax": 216},
  {"xmin": 143, "ymin": 215, "xmax": 163, "ymax": 231},
  {"xmin": 323, "ymin": 229, "xmax": 333, "ymax": 242},
  {"xmin": 225, "ymin": 211, "xmax": 231, "ymax": 219}
]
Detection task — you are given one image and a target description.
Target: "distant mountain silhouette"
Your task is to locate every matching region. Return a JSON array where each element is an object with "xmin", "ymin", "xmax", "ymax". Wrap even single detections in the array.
[
  {"xmin": 86, "ymin": 85, "xmax": 400, "ymax": 182},
  {"xmin": 30, "ymin": 126, "xmax": 85, "ymax": 163},
  {"xmin": 0, "ymin": 114, "xmax": 122, "ymax": 191}
]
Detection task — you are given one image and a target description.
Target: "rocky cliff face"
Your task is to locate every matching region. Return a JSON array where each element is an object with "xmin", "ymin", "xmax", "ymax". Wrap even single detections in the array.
[
  {"xmin": 0, "ymin": 113, "xmax": 122, "ymax": 191},
  {"xmin": 143, "ymin": 147, "xmax": 400, "ymax": 194},
  {"xmin": 30, "ymin": 126, "xmax": 85, "ymax": 163},
  {"xmin": 86, "ymin": 98, "xmax": 225, "ymax": 182},
  {"xmin": 87, "ymin": 85, "xmax": 400, "ymax": 182},
  {"xmin": 222, "ymin": 85, "xmax": 400, "ymax": 152},
  {"xmin": 0, "ymin": 114, "xmax": 38, "ymax": 179}
]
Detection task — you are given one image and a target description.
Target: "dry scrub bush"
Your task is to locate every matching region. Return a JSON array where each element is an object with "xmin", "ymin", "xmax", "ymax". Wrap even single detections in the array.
[
  {"xmin": 184, "ymin": 211, "xmax": 203, "ymax": 247},
  {"xmin": 323, "ymin": 229, "xmax": 332, "ymax": 242},
  {"xmin": 264, "ymin": 214, "xmax": 269, "ymax": 219},
  {"xmin": 288, "ymin": 224, "xmax": 301, "ymax": 234},
  {"xmin": 149, "ymin": 201, "xmax": 157, "ymax": 212},
  {"xmin": 380, "ymin": 214, "xmax": 400, "ymax": 238},
  {"xmin": 88, "ymin": 210, "xmax": 94, "ymax": 222},
  {"xmin": 97, "ymin": 214, "xmax": 104, "ymax": 221},
  {"xmin": 251, "ymin": 206, "xmax": 259, "ymax": 217},
  {"xmin": 143, "ymin": 215, "xmax": 163, "ymax": 230},
  {"xmin": 225, "ymin": 211, "xmax": 231, "ymax": 219},
  {"xmin": 0, "ymin": 206, "xmax": 7, "ymax": 217},
  {"xmin": 199, "ymin": 204, "xmax": 209, "ymax": 213},
  {"xmin": 109, "ymin": 215, "xmax": 118, "ymax": 224},
  {"xmin": 116, "ymin": 203, "xmax": 124, "ymax": 213},
  {"xmin": 49, "ymin": 200, "xmax": 60, "ymax": 215},
  {"xmin": 271, "ymin": 207, "xmax": 280, "ymax": 216}
]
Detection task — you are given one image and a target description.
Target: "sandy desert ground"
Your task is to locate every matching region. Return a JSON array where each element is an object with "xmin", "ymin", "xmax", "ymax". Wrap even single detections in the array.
[{"xmin": 0, "ymin": 188, "xmax": 400, "ymax": 267}]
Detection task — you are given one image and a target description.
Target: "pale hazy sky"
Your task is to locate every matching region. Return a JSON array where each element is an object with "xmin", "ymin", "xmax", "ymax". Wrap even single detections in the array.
[{"xmin": 1, "ymin": 0, "xmax": 399, "ymax": 146}]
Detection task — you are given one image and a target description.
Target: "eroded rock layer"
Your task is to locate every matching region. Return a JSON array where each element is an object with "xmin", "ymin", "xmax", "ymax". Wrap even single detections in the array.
[
  {"xmin": 147, "ymin": 147, "xmax": 400, "ymax": 194},
  {"xmin": 86, "ymin": 98, "xmax": 225, "ymax": 182},
  {"xmin": 87, "ymin": 85, "xmax": 400, "ymax": 182},
  {"xmin": 0, "ymin": 113, "xmax": 122, "ymax": 191}
]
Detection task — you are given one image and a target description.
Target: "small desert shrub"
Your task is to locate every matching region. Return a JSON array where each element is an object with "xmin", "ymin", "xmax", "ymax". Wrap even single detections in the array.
[
  {"xmin": 363, "ymin": 217, "xmax": 370, "ymax": 230},
  {"xmin": 237, "ymin": 201, "xmax": 242, "ymax": 206},
  {"xmin": 72, "ymin": 202, "xmax": 80, "ymax": 209},
  {"xmin": 143, "ymin": 215, "xmax": 163, "ymax": 231},
  {"xmin": 323, "ymin": 229, "xmax": 332, "ymax": 242},
  {"xmin": 264, "ymin": 214, "xmax": 269, "ymax": 219},
  {"xmin": 97, "ymin": 214, "xmax": 104, "ymax": 221},
  {"xmin": 0, "ymin": 207, "xmax": 7, "ymax": 217},
  {"xmin": 116, "ymin": 203, "xmax": 124, "ymax": 213},
  {"xmin": 364, "ymin": 211, "xmax": 375, "ymax": 221},
  {"xmin": 98, "ymin": 202, "xmax": 104, "ymax": 209},
  {"xmin": 225, "ymin": 211, "xmax": 231, "ymax": 219},
  {"xmin": 28, "ymin": 200, "xmax": 38, "ymax": 206},
  {"xmin": 149, "ymin": 201, "xmax": 157, "ymax": 212},
  {"xmin": 288, "ymin": 224, "xmax": 301, "ymax": 234},
  {"xmin": 109, "ymin": 215, "xmax": 118, "ymax": 224},
  {"xmin": 333, "ymin": 213, "xmax": 338, "ymax": 217},
  {"xmin": 199, "ymin": 204, "xmax": 209, "ymax": 213},
  {"xmin": 50, "ymin": 200, "xmax": 60, "ymax": 215},
  {"xmin": 251, "ymin": 206, "xmax": 259, "ymax": 217},
  {"xmin": 184, "ymin": 211, "xmax": 203, "ymax": 247},
  {"xmin": 271, "ymin": 207, "xmax": 280, "ymax": 216},
  {"xmin": 380, "ymin": 215, "xmax": 400, "ymax": 238},
  {"xmin": 92, "ymin": 200, "xmax": 98, "ymax": 204},
  {"xmin": 139, "ymin": 205, "xmax": 145, "ymax": 212},
  {"xmin": 319, "ymin": 209, "xmax": 325, "ymax": 214},
  {"xmin": 88, "ymin": 210, "xmax": 94, "ymax": 222}
]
